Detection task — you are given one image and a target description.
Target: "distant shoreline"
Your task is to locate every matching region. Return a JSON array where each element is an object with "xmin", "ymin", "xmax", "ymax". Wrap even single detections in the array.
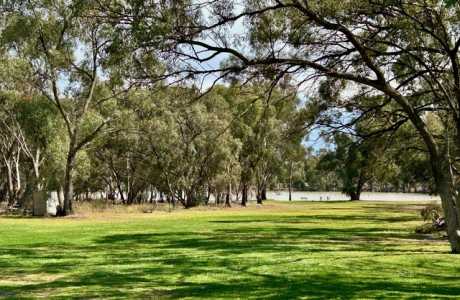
[{"xmin": 265, "ymin": 191, "xmax": 440, "ymax": 202}]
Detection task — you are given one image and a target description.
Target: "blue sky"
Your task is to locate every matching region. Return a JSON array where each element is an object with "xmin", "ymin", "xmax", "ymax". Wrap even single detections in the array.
[{"xmin": 182, "ymin": 4, "xmax": 333, "ymax": 152}]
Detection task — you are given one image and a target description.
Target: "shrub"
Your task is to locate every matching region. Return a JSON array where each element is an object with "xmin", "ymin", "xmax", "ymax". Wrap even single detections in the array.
[
  {"xmin": 420, "ymin": 203, "xmax": 442, "ymax": 222},
  {"xmin": 415, "ymin": 202, "xmax": 446, "ymax": 234}
]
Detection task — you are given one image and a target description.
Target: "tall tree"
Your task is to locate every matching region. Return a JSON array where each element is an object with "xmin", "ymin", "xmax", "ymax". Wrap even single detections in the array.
[
  {"xmin": 131, "ymin": 0, "xmax": 460, "ymax": 253},
  {"xmin": 319, "ymin": 133, "xmax": 382, "ymax": 201},
  {"xmin": 2, "ymin": 0, "xmax": 121, "ymax": 215}
]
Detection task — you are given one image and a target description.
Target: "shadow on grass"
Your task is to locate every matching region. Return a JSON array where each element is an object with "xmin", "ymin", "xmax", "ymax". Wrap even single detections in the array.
[
  {"xmin": 1, "ymin": 240, "xmax": 459, "ymax": 299},
  {"xmin": 209, "ymin": 214, "xmax": 418, "ymax": 224},
  {"xmin": 0, "ymin": 204, "xmax": 457, "ymax": 299}
]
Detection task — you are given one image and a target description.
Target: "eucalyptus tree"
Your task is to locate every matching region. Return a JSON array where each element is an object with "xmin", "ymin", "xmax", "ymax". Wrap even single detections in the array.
[
  {"xmin": 91, "ymin": 93, "xmax": 156, "ymax": 204},
  {"xmin": 1, "ymin": 0, "xmax": 125, "ymax": 215},
  {"xmin": 318, "ymin": 133, "xmax": 382, "ymax": 201},
  {"xmin": 0, "ymin": 96, "xmax": 23, "ymax": 204},
  {"xmin": 91, "ymin": 85, "xmax": 241, "ymax": 208},
  {"xmin": 302, "ymin": 149, "xmax": 337, "ymax": 192},
  {"xmin": 147, "ymin": 87, "xmax": 240, "ymax": 208},
  {"xmin": 126, "ymin": 0, "xmax": 460, "ymax": 253},
  {"xmin": 0, "ymin": 55, "xmax": 61, "ymax": 205},
  {"xmin": 378, "ymin": 122, "xmax": 434, "ymax": 193},
  {"xmin": 280, "ymin": 143, "xmax": 307, "ymax": 201}
]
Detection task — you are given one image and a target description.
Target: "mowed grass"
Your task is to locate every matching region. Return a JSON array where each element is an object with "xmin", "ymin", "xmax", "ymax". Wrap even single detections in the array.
[{"xmin": 1, "ymin": 201, "xmax": 459, "ymax": 299}]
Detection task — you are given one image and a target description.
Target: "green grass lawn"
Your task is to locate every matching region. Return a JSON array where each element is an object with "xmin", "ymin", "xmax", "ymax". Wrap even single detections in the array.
[{"xmin": 1, "ymin": 201, "xmax": 459, "ymax": 299}]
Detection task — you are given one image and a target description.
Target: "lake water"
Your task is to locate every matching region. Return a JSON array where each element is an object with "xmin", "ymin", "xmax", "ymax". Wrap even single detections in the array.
[
  {"xmin": 45, "ymin": 190, "xmax": 441, "ymax": 215},
  {"xmin": 265, "ymin": 191, "xmax": 440, "ymax": 202}
]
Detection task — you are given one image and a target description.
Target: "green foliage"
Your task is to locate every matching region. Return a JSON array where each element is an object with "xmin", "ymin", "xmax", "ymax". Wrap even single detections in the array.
[
  {"xmin": 445, "ymin": 0, "xmax": 458, "ymax": 7},
  {"xmin": 0, "ymin": 0, "xmax": 447, "ymax": 212},
  {"xmin": 318, "ymin": 133, "xmax": 376, "ymax": 199},
  {"xmin": 14, "ymin": 96, "xmax": 59, "ymax": 148},
  {"xmin": 421, "ymin": 203, "xmax": 443, "ymax": 222}
]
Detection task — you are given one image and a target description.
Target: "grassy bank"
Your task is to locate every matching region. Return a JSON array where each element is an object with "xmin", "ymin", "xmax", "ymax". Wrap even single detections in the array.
[{"xmin": 0, "ymin": 201, "xmax": 459, "ymax": 299}]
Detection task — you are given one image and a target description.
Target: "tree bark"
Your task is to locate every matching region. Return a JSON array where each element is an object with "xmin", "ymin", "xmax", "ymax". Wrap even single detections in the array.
[
  {"xmin": 256, "ymin": 184, "xmax": 262, "ymax": 204},
  {"xmin": 5, "ymin": 161, "xmax": 14, "ymax": 205},
  {"xmin": 206, "ymin": 186, "xmax": 211, "ymax": 205},
  {"xmin": 241, "ymin": 183, "xmax": 248, "ymax": 207},
  {"xmin": 225, "ymin": 183, "xmax": 231, "ymax": 207},
  {"xmin": 434, "ymin": 160, "xmax": 460, "ymax": 254},
  {"xmin": 289, "ymin": 161, "xmax": 293, "ymax": 201},
  {"xmin": 185, "ymin": 190, "xmax": 197, "ymax": 208},
  {"xmin": 256, "ymin": 183, "xmax": 265, "ymax": 204},
  {"xmin": 63, "ymin": 151, "xmax": 76, "ymax": 216},
  {"xmin": 115, "ymin": 180, "xmax": 125, "ymax": 204},
  {"xmin": 349, "ymin": 191, "xmax": 361, "ymax": 201},
  {"xmin": 256, "ymin": 193, "xmax": 262, "ymax": 204},
  {"xmin": 350, "ymin": 174, "xmax": 364, "ymax": 201}
]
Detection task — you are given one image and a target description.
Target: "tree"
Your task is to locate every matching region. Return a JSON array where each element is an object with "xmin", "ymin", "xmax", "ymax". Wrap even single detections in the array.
[
  {"xmin": 319, "ymin": 134, "xmax": 380, "ymax": 201},
  {"xmin": 0, "ymin": 96, "xmax": 23, "ymax": 205},
  {"xmin": 281, "ymin": 144, "xmax": 306, "ymax": 201},
  {"xmin": 2, "ymin": 1, "xmax": 122, "ymax": 215},
  {"xmin": 222, "ymin": 82, "xmax": 305, "ymax": 205},
  {"xmin": 127, "ymin": 0, "xmax": 460, "ymax": 253}
]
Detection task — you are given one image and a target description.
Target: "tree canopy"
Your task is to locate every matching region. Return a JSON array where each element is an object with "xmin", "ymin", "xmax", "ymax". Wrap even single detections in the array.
[{"xmin": 2, "ymin": 0, "xmax": 460, "ymax": 253}]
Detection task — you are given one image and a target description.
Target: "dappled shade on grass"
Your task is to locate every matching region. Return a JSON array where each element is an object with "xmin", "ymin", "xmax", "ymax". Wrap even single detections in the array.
[{"xmin": 0, "ymin": 201, "xmax": 459, "ymax": 299}]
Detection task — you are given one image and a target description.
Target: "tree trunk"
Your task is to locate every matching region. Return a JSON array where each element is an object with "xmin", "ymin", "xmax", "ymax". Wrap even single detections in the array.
[
  {"xmin": 350, "ymin": 172, "xmax": 365, "ymax": 201},
  {"xmin": 5, "ymin": 162, "xmax": 14, "ymax": 205},
  {"xmin": 149, "ymin": 186, "xmax": 155, "ymax": 204},
  {"xmin": 349, "ymin": 187, "xmax": 362, "ymax": 201},
  {"xmin": 349, "ymin": 191, "xmax": 361, "ymax": 201},
  {"xmin": 225, "ymin": 183, "xmax": 231, "ymax": 207},
  {"xmin": 127, "ymin": 189, "xmax": 134, "ymax": 205},
  {"xmin": 241, "ymin": 183, "xmax": 248, "ymax": 207},
  {"xmin": 256, "ymin": 193, "xmax": 262, "ymax": 204},
  {"xmin": 289, "ymin": 161, "xmax": 293, "ymax": 201},
  {"xmin": 435, "ymin": 162, "xmax": 460, "ymax": 254},
  {"xmin": 256, "ymin": 183, "xmax": 264, "ymax": 204},
  {"xmin": 185, "ymin": 190, "xmax": 197, "ymax": 208},
  {"xmin": 63, "ymin": 152, "xmax": 76, "ymax": 216},
  {"xmin": 14, "ymin": 152, "xmax": 21, "ymax": 200},
  {"xmin": 289, "ymin": 181, "xmax": 292, "ymax": 201},
  {"xmin": 206, "ymin": 186, "xmax": 211, "ymax": 205},
  {"xmin": 57, "ymin": 186, "xmax": 63, "ymax": 207},
  {"xmin": 0, "ymin": 182, "xmax": 6, "ymax": 204},
  {"xmin": 116, "ymin": 181, "xmax": 125, "ymax": 204}
]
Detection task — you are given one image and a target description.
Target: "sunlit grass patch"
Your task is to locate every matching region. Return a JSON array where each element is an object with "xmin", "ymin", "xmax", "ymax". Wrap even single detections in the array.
[{"xmin": 0, "ymin": 201, "xmax": 458, "ymax": 299}]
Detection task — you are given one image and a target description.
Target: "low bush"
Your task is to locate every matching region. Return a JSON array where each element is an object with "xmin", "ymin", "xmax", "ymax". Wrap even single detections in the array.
[{"xmin": 415, "ymin": 202, "xmax": 446, "ymax": 234}]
